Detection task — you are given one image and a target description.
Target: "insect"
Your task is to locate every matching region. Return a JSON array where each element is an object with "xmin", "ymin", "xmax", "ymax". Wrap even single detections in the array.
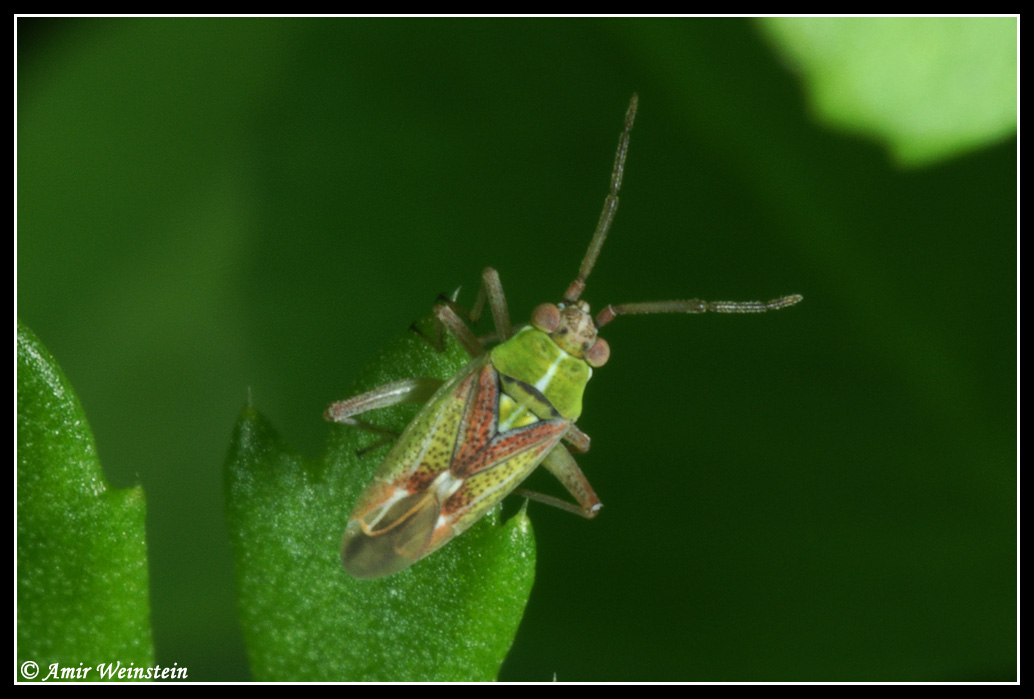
[{"xmin": 325, "ymin": 95, "xmax": 802, "ymax": 578}]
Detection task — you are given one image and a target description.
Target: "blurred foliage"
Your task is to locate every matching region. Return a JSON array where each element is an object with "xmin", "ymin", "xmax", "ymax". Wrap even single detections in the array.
[
  {"xmin": 18, "ymin": 18, "xmax": 1015, "ymax": 680},
  {"xmin": 759, "ymin": 17, "xmax": 1016, "ymax": 165}
]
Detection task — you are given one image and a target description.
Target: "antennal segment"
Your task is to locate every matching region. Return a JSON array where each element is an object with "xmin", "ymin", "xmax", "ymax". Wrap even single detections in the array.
[
  {"xmin": 563, "ymin": 94, "xmax": 639, "ymax": 304},
  {"xmin": 595, "ymin": 294, "xmax": 803, "ymax": 328}
]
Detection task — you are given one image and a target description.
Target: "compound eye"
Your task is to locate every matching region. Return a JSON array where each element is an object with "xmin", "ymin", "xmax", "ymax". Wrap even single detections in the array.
[
  {"xmin": 531, "ymin": 303, "xmax": 561, "ymax": 333},
  {"xmin": 584, "ymin": 337, "xmax": 610, "ymax": 368}
]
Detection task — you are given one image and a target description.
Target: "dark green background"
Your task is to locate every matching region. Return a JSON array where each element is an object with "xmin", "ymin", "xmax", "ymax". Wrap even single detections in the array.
[{"xmin": 18, "ymin": 19, "xmax": 1015, "ymax": 681}]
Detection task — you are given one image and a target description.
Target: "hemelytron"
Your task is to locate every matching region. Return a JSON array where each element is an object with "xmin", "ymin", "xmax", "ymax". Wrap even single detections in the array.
[{"xmin": 325, "ymin": 95, "xmax": 802, "ymax": 579}]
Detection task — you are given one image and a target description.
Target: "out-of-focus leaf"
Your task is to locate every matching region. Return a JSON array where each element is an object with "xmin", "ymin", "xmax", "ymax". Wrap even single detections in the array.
[{"xmin": 759, "ymin": 17, "xmax": 1016, "ymax": 166}]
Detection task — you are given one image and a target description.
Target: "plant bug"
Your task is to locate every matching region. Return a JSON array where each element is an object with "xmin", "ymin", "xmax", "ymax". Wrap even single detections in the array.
[{"xmin": 325, "ymin": 94, "xmax": 802, "ymax": 579}]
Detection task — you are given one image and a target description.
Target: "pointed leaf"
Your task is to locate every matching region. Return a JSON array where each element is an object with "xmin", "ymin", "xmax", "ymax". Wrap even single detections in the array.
[
  {"xmin": 226, "ymin": 319, "xmax": 535, "ymax": 681},
  {"xmin": 17, "ymin": 322, "xmax": 154, "ymax": 681}
]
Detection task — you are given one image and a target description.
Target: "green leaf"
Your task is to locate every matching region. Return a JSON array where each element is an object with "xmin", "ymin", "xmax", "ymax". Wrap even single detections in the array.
[
  {"xmin": 225, "ymin": 318, "xmax": 536, "ymax": 681},
  {"xmin": 17, "ymin": 321, "xmax": 154, "ymax": 681},
  {"xmin": 758, "ymin": 17, "xmax": 1017, "ymax": 166}
]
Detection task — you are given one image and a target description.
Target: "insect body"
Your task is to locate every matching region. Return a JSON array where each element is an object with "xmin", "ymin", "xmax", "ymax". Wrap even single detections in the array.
[{"xmin": 325, "ymin": 95, "xmax": 802, "ymax": 578}]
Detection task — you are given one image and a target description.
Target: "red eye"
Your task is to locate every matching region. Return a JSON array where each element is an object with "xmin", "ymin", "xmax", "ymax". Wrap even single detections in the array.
[
  {"xmin": 584, "ymin": 337, "xmax": 610, "ymax": 368},
  {"xmin": 531, "ymin": 303, "xmax": 561, "ymax": 333}
]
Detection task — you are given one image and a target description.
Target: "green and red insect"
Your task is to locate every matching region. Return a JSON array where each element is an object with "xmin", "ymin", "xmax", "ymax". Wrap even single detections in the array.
[{"xmin": 325, "ymin": 95, "xmax": 802, "ymax": 579}]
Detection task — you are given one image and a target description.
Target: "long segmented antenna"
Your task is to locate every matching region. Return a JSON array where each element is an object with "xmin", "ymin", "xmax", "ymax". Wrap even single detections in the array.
[
  {"xmin": 563, "ymin": 94, "xmax": 638, "ymax": 304},
  {"xmin": 561, "ymin": 93, "xmax": 802, "ymax": 326},
  {"xmin": 595, "ymin": 294, "xmax": 803, "ymax": 328}
]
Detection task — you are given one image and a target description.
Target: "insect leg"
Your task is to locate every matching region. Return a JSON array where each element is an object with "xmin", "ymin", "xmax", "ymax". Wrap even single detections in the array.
[
  {"xmin": 475, "ymin": 267, "xmax": 512, "ymax": 341},
  {"xmin": 409, "ymin": 288, "xmax": 467, "ymax": 353},
  {"xmin": 433, "ymin": 301, "xmax": 499, "ymax": 358},
  {"xmin": 514, "ymin": 444, "xmax": 601, "ymax": 519},
  {"xmin": 418, "ymin": 268, "xmax": 513, "ymax": 353},
  {"xmin": 562, "ymin": 424, "xmax": 591, "ymax": 453},
  {"xmin": 325, "ymin": 378, "xmax": 446, "ymax": 453},
  {"xmin": 324, "ymin": 377, "xmax": 444, "ymax": 425},
  {"xmin": 451, "ymin": 267, "xmax": 511, "ymax": 345}
]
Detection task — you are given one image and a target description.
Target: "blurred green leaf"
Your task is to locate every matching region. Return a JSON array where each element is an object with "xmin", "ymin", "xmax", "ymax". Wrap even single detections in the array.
[
  {"xmin": 17, "ymin": 321, "xmax": 154, "ymax": 680},
  {"xmin": 759, "ymin": 17, "xmax": 1017, "ymax": 166},
  {"xmin": 225, "ymin": 318, "xmax": 536, "ymax": 681}
]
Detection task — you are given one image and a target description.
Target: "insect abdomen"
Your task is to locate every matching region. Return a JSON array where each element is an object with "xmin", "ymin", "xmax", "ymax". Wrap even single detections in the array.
[{"xmin": 341, "ymin": 488, "xmax": 441, "ymax": 579}]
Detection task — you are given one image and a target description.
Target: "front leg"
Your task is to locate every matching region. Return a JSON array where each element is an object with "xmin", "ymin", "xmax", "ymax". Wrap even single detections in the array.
[
  {"xmin": 327, "ymin": 267, "xmax": 516, "ymax": 432},
  {"xmin": 427, "ymin": 267, "xmax": 516, "ymax": 357},
  {"xmin": 472, "ymin": 267, "xmax": 512, "ymax": 341}
]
